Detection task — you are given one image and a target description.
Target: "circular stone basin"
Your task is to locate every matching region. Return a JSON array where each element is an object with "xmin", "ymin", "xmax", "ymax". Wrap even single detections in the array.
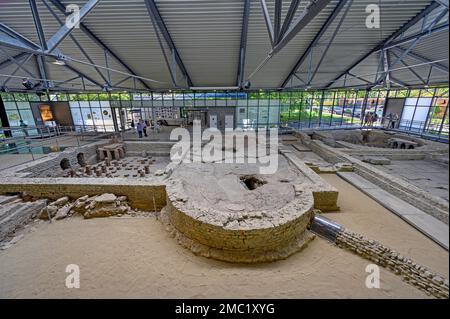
[{"xmin": 164, "ymin": 155, "xmax": 315, "ymax": 263}]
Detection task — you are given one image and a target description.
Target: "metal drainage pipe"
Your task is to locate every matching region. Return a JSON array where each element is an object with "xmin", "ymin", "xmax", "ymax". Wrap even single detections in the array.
[{"xmin": 309, "ymin": 214, "xmax": 343, "ymax": 243}]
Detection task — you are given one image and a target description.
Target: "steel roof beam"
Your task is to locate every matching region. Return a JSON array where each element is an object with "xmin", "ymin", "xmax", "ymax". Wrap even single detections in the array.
[
  {"xmin": 271, "ymin": 0, "xmax": 332, "ymax": 55},
  {"xmin": 63, "ymin": 63, "xmax": 103, "ymax": 88},
  {"xmin": 0, "ymin": 23, "xmax": 40, "ymax": 50},
  {"xmin": 28, "ymin": 0, "xmax": 50, "ymax": 88},
  {"xmin": 237, "ymin": 0, "xmax": 251, "ymax": 87},
  {"xmin": 143, "ymin": 0, "xmax": 193, "ymax": 87},
  {"xmin": 0, "ymin": 54, "xmax": 30, "ymax": 73},
  {"xmin": 324, "ymin": 2, "xmax": 441, "ymax": 88},
  {"xmin": 389, "ymin": 6, "xmax": 448, "ymax": 70},
  {"xmin": 279, "ymin": 0, "xmax": 300, "ymax": 40},
  {"xmin": 383, "ymin": 1, "xmax": 441, "ymax": 47},
  {"xmin": 148, "ymin": 11, "xmax": 177, "ymax": 87},
  {"xmin": 383, "ymin": 50, "xmax": 391, "ymax": 89},
  {"xmin": 0, "ymin": 48, "xmax": 36, "ymax": 77},
  {"xmin": 28, "ymin": 0, "xmax": 48, "ymax": 51},
  {"xmin": 392, "ymin": 47, "xmax": 448, "ymax": 73},
  {"xmin": 390, "ymin": 50, "xmax": 427, "ymax": 84},
  {"xmin": 281, "ymin": 0, "xmax": 349, "ymax": 88},
  {"xmin": 46, "ymin": 0, "xmax": 100, "ymax": 53},
  {"xmin": 260, "ymin": 0, "xmax": 275, "ymax": 46},
  {"xmin": 274, "ymin": 0, "xmax": 283, "ymax": 44},
  {"xmin": 2, "ymin": 53, "xmax": 34, "ymax": 87},
  {"xmin": 347, "ymin": 72, "xmax": 372, "ymax": 85},
  {"xmin": 48, "ymin": 0, "xmax": 152, "ymax": 90},
  {"xmin": 308, "ymin": 0, "xmax": 353, "ymax": 85},
  {"xmin": 0, "ymin": 34, "xmax": 45, "ymax": 55},
  {"xmin": 390, "ymin": 76, "xmax": 408, "ymax": 87},
  {"xmin": 382, "ymin": 23, "xmax": 448, "ymax": 51},
  {"xmin": 41, "ymin": 0, "xmax": 109, "ymax": 85},
  {"xmin": 0, "ymin": 23, "xmax": 63, "ymax": 57}
]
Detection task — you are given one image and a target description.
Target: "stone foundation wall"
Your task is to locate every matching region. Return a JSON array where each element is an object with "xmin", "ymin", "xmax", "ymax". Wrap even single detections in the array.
[
  {"xmin": 124, "ymin": 141, "xmax": 174, "ymax": 156},
  {"xmin": 282, "ymin": 149, "xmax": 339, "ymax": 212},
  {"xmin": 164, "ymin": 192, "xmax": 316, "ymax": 263},
  {"xmin": 4, "ymin": 141, "xmax": 109, "ymax": 178},
  {"xmin": 336, "ymin": 229, "xmax": 449, "ymax": 299},
  {"xmin": 0, "ymin": 178, "xmax": 167, "ymax": 211},
  {"xmin": 305, "ymin": 139, "xmax": 449, "ymax": 224},
  {"xmin": 341, "ymin": 148, "xmax": 446, "ymax": 160},
  {"xmin": 352, "ymin": 161, "xmax": 449, "ymax": 224}
]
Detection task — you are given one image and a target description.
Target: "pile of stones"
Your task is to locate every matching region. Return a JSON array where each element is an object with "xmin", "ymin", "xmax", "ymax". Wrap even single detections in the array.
[{"xmin": 38, "ymin": 194, "xmax": 132, "ymax": 220}]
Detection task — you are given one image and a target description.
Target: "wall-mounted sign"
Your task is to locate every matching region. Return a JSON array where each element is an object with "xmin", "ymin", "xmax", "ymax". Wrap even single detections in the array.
[{"xmin": 39, "ymin": 105, "xmax": 54, "ymax": 121}]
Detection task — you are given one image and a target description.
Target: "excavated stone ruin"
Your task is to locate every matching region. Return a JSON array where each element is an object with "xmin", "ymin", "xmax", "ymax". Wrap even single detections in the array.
[{"xmin": 161, "ymin": 155, "xmax": 317, "ymax": 263}]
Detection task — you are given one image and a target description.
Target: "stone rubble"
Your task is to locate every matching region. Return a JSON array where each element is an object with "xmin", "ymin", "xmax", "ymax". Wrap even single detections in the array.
[{"xmin": 39, "ymin": 194, "xmax": 134, "ymax": 220}]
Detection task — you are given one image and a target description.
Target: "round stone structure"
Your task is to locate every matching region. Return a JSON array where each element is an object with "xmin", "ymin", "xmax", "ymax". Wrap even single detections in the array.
[{"xmin": 163, "ymin": 155, "xmax": 316, "ymax": 263}]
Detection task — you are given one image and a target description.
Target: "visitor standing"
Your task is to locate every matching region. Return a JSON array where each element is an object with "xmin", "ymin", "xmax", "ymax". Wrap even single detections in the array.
[
  {"xmin": 154, "ymin": 120, "xmax": 161, "ymax": 134},
  {"xmin": 392, "ymin": 113, "xmax": 399, "ymax": 129},
  {"xmin": 19, "ymin": 120, "xmax": 29, "ymax": 137},
  {"xmin": 372, "ymin": 112, "xmax": 379, "ymax": 126},
  {"xmin": 143, "ymin": 120, "xmax": 148, "ymax": 137},
  {"xmin": 136, "ymin": 120, "xmax": 144, "ymax": 138},
  {"xmin": 386, "ymin": 113, "xmax": 394, "ymax": 128},
  {"xmin": 364, "ymin": 112, "xmax": 371, "ymax": 126}
]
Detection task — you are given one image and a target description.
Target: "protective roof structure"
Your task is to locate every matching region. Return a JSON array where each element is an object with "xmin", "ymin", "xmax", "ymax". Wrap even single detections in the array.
[{"xmin": 0, "ymin": 0, "xmax": 448, "ymax": 92}]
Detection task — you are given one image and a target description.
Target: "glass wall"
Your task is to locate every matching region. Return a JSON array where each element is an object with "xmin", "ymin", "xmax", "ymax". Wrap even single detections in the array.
[
  {"xmin": 1, "ymin": 93, "xmax": 38, "ymax": 136},
  {"xmin": 1, "ymin": 87, "xmax": 448, "ymax": 139},
  {"xmin": 397, "ymin": 87, "xmax": 449, "ymax": 138}
]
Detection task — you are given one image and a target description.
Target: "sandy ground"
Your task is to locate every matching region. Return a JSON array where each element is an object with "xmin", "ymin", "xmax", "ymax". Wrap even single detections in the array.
[
  {"xmin": 0, "ymin": 175, "xmax": 447, "ymax": 299},
  {"xmin": 0, "ymin": 215, "xmax": 430, "ymax": 299},
  {"xmin": 322, "ymin": 174, "xmax": 449, "ymax": 277}
]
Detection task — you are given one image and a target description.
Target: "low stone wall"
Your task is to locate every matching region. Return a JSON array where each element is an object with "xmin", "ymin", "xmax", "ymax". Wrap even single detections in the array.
[
  {"xmin": 0, "ymin": 177, "xmax": 167, "ymax": 211},
  {"xmin": 303, "ymin": 139, "xmax": 449, "ymax": 224},
  {"xmin": 3, "ymin": 140, "xmax": 108, "ymax": 178},
  {"xmin": 282, "ymin": 149, "xmax": 339, "ymax": 212},
  {"xmin": 163, "ymin": 191, "xmax": 315, "ymax": 263},
  {"xmin": 163, "ymin": 154, "xmax": 318, "ymax": 263},
  {"xmin": 336, "ymin": 229, "xmax": 449, "ymax": 299},
  {"xmin": 124, "ymin": 141, "xmax": 174, "ymax": 156},
  {"xmin": 341, "ymin": 147, "xmax": 446, "ymax": 160},
  {"xmin": 309, "ymin": 129, "xmax": 448, "ymax": 160}
]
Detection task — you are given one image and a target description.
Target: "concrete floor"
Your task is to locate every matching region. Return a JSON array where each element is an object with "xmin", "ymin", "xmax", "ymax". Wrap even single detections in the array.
[{"xmin": 376, "ymin": 160, "xmax": 449, "ymax": 202}]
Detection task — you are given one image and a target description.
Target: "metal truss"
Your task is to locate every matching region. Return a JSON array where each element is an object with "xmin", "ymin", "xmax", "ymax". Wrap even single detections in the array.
[
  {"xmin": 325, "ymin": 1, "xmax": 448, "ymax": 89},
  {"xmin": 143, "ymin": 0, "xmax": 193, "ymax": 87}
]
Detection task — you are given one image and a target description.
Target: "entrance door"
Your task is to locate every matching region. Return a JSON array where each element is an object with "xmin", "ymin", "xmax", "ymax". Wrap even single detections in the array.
[{"xmin": 209, "ymin": 115, "xmax": 218, "ymax": 129}]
